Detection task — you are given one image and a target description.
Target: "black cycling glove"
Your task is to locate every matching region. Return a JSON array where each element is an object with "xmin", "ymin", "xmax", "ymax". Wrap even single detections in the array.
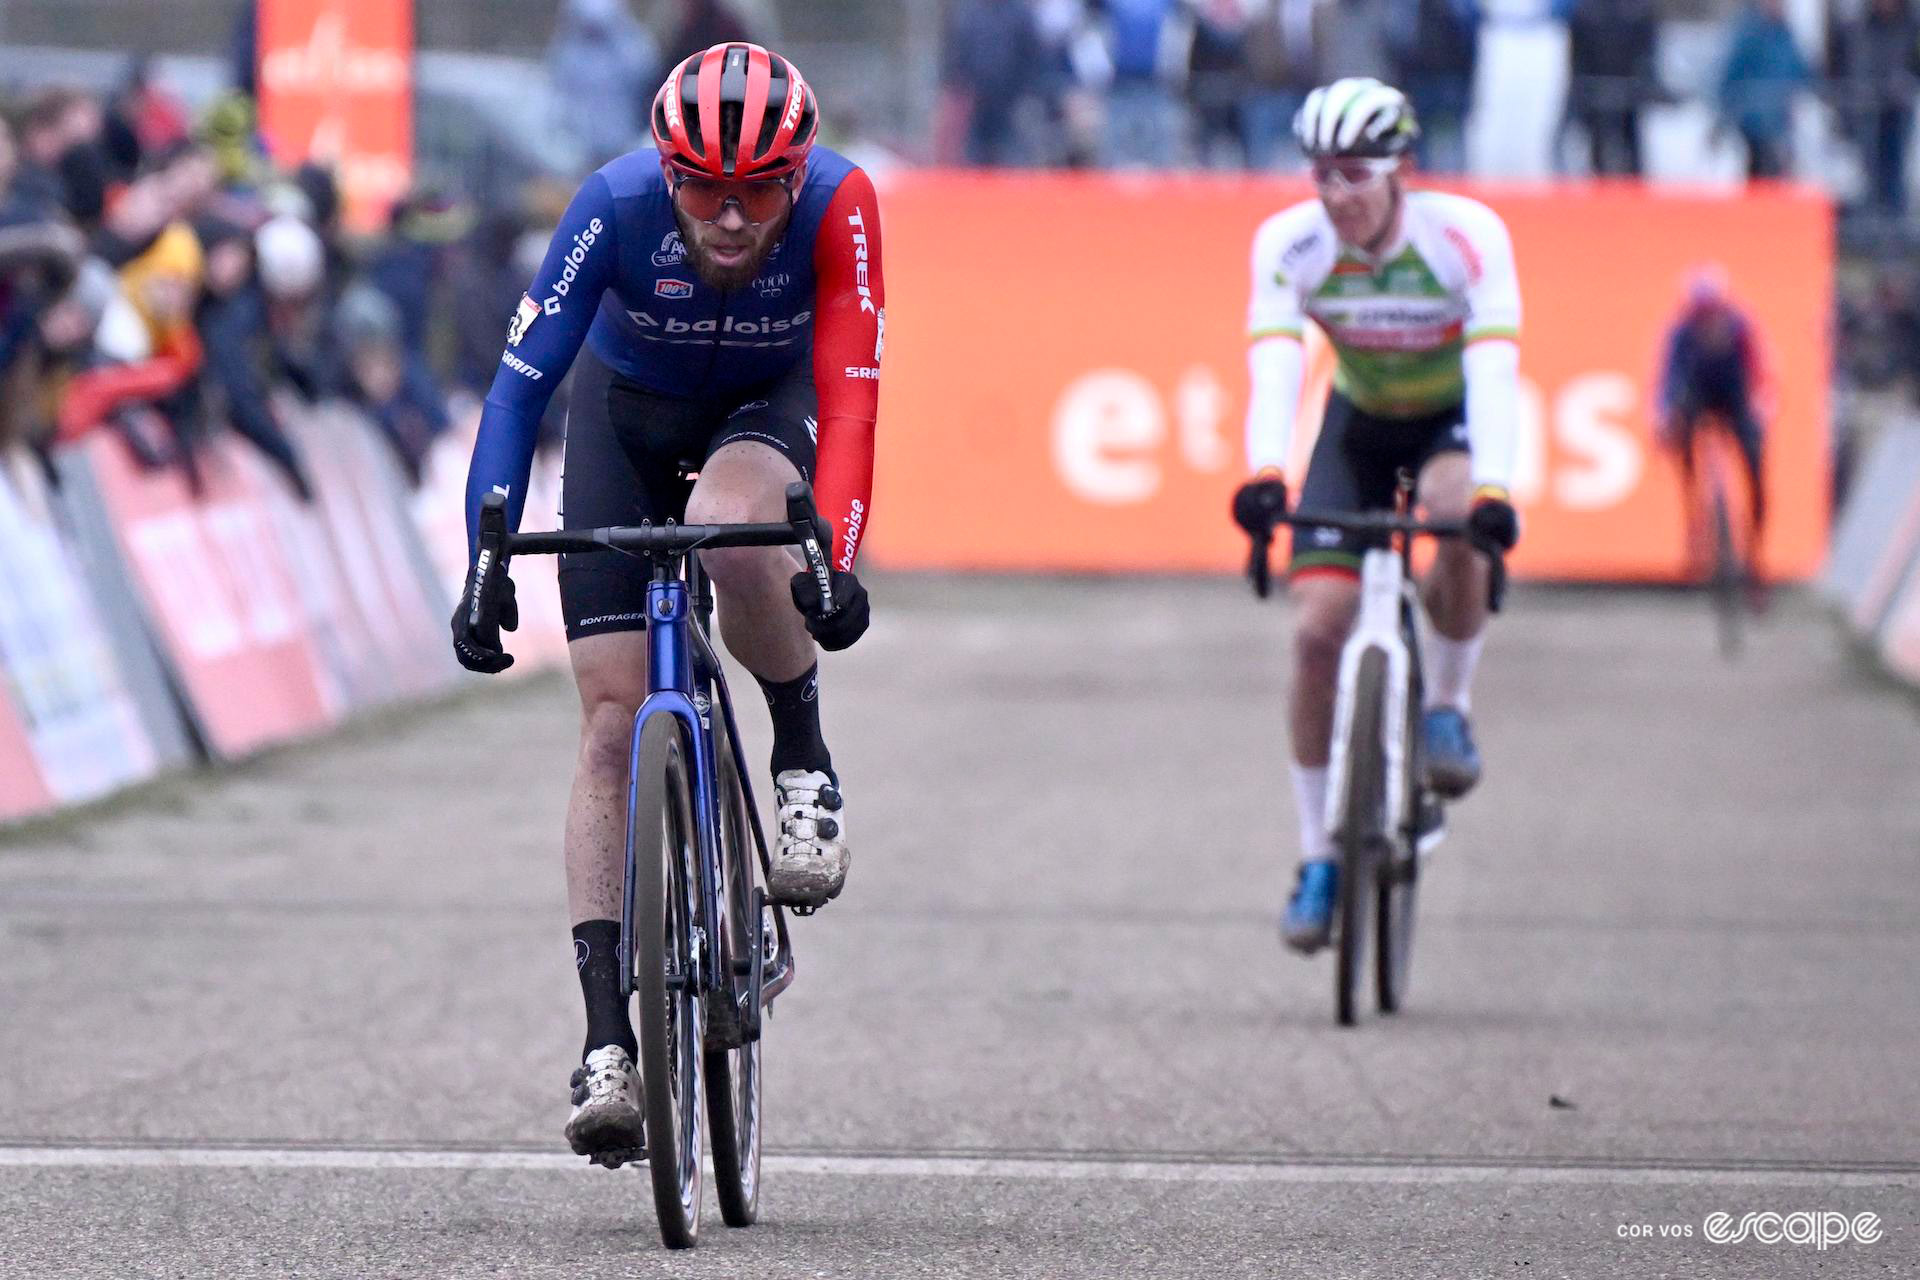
[
  {"xmin": 451, "ymin": 560, "xmax": 518, "ymax": 674},
  {"xmin": 1468, "ymin": 488, "xmax": 1520, "ymax": 553},
  {"xmin": 790, "ymin": 567, "xmax": 870, "ymax": 652},
  {"xmin": 1232, "ymin": 474, "xmax": 1290, "ymax": 535}
]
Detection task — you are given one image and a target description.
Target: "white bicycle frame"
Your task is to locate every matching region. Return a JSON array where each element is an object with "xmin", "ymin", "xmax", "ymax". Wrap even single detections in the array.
[{"xmin": 1323, "ymin": 547, "xmax": 1417, "ymax": 843}]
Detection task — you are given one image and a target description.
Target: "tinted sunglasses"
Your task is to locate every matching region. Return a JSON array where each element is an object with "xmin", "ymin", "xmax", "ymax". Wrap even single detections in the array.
[
  {"xmin": 671, "ymin": 173, "xmax": 798, "ymax": 224},
  {"xmin": 1311, "ymin": 157, "xmax": 1401, "ymax": 191}
]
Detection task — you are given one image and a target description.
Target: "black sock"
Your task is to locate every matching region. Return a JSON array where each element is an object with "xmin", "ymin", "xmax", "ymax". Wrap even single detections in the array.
[
  {"xmin": 572, "ymin": 920, "xmax": 636, "ymax": 1060},
  {"xmin": 756, "ymin": 665, "xmax": 833, "ymax": 779}
]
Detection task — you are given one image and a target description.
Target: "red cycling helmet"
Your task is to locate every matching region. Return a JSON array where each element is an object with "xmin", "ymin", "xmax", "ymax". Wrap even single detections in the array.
[{"xmin": 651, "ymin": 42, "xmax": 819, "ymax": 183}]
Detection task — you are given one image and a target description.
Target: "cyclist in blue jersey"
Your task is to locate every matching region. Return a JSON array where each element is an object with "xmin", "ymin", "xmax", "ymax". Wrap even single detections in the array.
[{"xmin": 449, "ymin": 43, "xmax": 885, "ymax": 1162}]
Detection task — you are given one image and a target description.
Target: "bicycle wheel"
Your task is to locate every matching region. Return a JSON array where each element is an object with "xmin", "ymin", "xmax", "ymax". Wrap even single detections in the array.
[
  {"xmin": 631, "ymin": 714, "xmax": 706, "ymax": 1249},
  {"xmin": 1710, "ymin": 487, "xmax": 1742, "ymax": 659},
  {"xmin": 1335, "ymin": 650, "xmax": 1388, "ymax": 1028},
  {"xmin": 1375, "ymin": 834, "xmax": 1419, "ymax": 1014},
  {"xmin": 1377, "ymin": 669, "xmax": 1420, "ymax": 1014},
  {"xmin": 705, "ymin": 730, "xmax": 763, "ymax": 1228}
]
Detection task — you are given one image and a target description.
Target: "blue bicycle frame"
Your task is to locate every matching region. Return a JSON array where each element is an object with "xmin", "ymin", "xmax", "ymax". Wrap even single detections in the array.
[{"xmin": 620, "ymin": 558, "xmax": 794, "ymax": 1031}]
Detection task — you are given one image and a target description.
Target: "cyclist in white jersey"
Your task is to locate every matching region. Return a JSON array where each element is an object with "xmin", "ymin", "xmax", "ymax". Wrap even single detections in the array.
[{"xmin": 1229, "ymin": 78, "xmax": 1524, "ymax": 954}]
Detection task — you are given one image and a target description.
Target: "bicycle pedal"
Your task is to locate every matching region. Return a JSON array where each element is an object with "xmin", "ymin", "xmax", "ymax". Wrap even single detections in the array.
[{"xmin": 588, "ymin": 1146, "xmax": 647, "ymax": 1170}]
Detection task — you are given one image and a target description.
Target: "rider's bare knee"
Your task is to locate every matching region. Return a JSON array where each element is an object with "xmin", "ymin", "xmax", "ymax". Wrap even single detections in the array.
[
  {"xmin": 1292, "ymin": 607, "xmax": 1349, "ymax": 679},
  {"xmin": 697, "ymin": 543, "xmax": 784, "ymax": 596},
  {"xmin": 577, "ymin": 697, "xmax": 640, "ymax": 785}
]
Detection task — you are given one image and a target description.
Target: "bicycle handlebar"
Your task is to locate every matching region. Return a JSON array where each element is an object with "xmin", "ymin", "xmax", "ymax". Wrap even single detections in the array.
[
  {"xmin": 1244, "ymin": 506, "xmax": 1509, "ymax": 613},
  {"xmin": 477, "ymin": 481, "xmax": 838, "ymax": 614}
]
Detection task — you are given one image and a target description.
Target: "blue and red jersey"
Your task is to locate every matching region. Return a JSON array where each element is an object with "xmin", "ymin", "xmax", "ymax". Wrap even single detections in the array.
[{"xmin": 465, "ymin": 144, "xmax": 884, "ymax": 570}]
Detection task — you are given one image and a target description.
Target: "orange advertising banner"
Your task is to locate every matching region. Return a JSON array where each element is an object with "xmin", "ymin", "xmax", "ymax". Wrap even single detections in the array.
[
  {"xmin": 864, "ymin": 173, "xmax": 1832, "ymax": 580},
  {"xmin": 257, "ymin": 0, "xmax": 413, "ymax": 233}
]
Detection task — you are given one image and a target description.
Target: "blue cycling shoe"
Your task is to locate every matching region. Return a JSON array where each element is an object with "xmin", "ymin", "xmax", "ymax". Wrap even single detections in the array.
[
  {"xmin": 1281, "ymin": 859, "xmax": 1339, "ymax": 954},
  {"xmin": 1422, "ymin": 706, "xmax": 1482, "ymax": 800}
]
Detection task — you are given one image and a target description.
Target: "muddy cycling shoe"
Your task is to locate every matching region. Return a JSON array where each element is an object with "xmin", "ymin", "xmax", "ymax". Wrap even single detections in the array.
[
  {"xmin": 1282, "ymin": 859, "xmax": 1339, "ymax": 954},
  {"xmin": 565, "ymin": 1044, "xmax": 645, "ymax": 1166},
  {"xmin": 1422, "ymin": 707, "xmax": 1482, "ymax": 800},
  {"xmin": 768, "ymin": 769, "xmax": 849, "ymax": 907}
]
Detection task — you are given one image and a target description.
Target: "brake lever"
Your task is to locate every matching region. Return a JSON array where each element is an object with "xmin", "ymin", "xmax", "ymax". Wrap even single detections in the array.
[
  {"xmin": 784, "ymin": 481, "xmax": 836, "ymax": 616},
  {"xmin": 1248, "ymin": 530, "xmax": 1273, "ymax": 600},
  {"xmin": 474, "ymin": 491, "xmax": 514, "ymax": 622},
  {"xmin": 1472, "ymin": 534, "xmax": 1509, "ymax": 614}
]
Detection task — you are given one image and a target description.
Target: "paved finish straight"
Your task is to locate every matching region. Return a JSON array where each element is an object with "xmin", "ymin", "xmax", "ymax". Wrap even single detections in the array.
[{"xmin": 1, "ymin": 579, "xmax": 1915, "ymax": 1278}]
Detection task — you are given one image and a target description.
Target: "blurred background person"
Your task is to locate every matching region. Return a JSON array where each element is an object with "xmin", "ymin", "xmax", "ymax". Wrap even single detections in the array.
[
  {"xmin": 1240, "ymin": 0, "xmax": 1327, "ymax": 171},
  {"xmin": 1187, "ymin": 0, "xmax": 1256, "ymax": 169},
  {"xmin": 12, "ymin": 88, "xmax": 107, "ymax": 222},
  {"xmin": 1385, "ymin": 0, "xmax": 1480, "ymax": 174},
  {"xmin": 662, "ymin": 0, "xmax": 757, "ymax": 67},
  {"xmin": 113, "ymin": 55, "xmax": 191, "ymax": 157},
  {"xmin": 1826, "ymin": 0, "xmax": 1920, "ymax": 218},
  {"xmin": 1032, "ymin": 0, "xmax": 1113, "ymax": 169},
  {"xmin": 335, "ymin": 279, "xmax": 449, "ymax": 485},
  {"xmin": 547, "ymin": 0, "xmax": 660, "ymax": 172},
  {"xmin": 1656, "ymin": 268, "xmax": 1771, "ymax": 590},
  {"xmin": 1717, "ymin": 0, "xmax": 1812, "ymax": 181},
  {"xmin": 364, "ymin": 187, "xmax": 466, "ymax": 411},
  {"xmin": 939, "ymin": 0, "xmax": 1048, "ymax": 167},
  {"xmin": 1565, "ymin": 0, "xmax": 1660, "ymax": 177},
  {"xmin": 1103, "ymin": 0, "xmax": 1191, "ymax": 169},
  {"xmin": 193, "ymin": 213, "xmax": 317, "ymax": 501}
]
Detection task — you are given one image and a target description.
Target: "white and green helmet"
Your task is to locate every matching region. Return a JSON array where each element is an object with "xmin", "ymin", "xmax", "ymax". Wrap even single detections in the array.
[{"xmin": 1293, "ymin": 78, "xmax": 1420, "ymax": 159}]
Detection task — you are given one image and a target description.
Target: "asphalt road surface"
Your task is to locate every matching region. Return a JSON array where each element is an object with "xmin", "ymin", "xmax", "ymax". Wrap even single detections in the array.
[{"xmin": 3, "ymin": 578, "xmax": 1916, "ymax": 1278}]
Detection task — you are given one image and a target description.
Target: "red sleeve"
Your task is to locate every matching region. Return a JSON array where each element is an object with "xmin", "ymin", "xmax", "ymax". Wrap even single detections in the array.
[
  {"xmin": 55, "ymin": 341, "xmax": 202, "ymax": 443},
  {"xmin": 810, "ymin": 166, "xmax": 884, "ymax": 571}
]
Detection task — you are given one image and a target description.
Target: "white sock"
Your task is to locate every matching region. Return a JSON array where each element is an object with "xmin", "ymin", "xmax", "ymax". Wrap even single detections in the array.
[
  {"xmin": 1289, "ymin": 762, "xmax": 1335, "ymax": 863},
  {"xmin": 1424, "ymin": 631, "xmax": 1485, "ymax": 713}
]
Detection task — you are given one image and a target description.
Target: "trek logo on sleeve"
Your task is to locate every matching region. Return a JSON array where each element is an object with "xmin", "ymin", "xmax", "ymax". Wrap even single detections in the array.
[
  {"xmin": 847, "ymin": 208, "xmax": 875, "ymax": 316},
  {"xmin": 507, "ymin": 295, "xmax": 540, "ymax": 346}
]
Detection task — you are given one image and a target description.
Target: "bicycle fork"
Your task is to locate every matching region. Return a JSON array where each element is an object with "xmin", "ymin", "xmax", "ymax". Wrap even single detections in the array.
[{"xmin": 1324, "ymin": 548, "xmax": 1415, "ymax": 844}]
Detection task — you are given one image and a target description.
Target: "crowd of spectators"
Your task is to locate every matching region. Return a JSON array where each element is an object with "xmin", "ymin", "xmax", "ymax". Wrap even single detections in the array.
[
  {"xmin": 0, "ymin": 70, "xmax": 574, "ymax": 501},
  {"xmin": 933, "ymin": 1, "xmax": 1920, "ymax": 214}
]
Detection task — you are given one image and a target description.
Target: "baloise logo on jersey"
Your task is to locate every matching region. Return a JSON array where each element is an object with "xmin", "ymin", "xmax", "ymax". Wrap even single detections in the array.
[
  {"xmin": 542, "ymin": 217, "xmax": 606, "ymax": 316},
  {"xmin": 623, "ymin": 309, "xmax": 814, "ymax": 348}
]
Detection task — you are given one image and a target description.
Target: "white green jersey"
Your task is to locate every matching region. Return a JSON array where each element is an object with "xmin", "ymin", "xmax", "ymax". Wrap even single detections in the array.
[{"xmin": 1244, "ymin": 190, "xmax": 1523, "ymax": 488}]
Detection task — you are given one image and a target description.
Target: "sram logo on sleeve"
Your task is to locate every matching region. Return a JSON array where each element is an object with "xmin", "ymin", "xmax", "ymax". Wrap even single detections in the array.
[{"xmin": 507, "ymin": 295, "xmax": 540, "ymax": 346}]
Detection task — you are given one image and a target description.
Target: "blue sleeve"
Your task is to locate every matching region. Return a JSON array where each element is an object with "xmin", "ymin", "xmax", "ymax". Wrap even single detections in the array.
[{"xmin": 464, "ymin": 170, "xmax": 620, "ymax": 551}]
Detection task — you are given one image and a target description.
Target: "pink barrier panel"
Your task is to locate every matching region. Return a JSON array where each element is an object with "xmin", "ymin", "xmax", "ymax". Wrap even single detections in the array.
[
  {"xmin": 0, "ymin": 452, "xmax": 160, "ymax": 803},
  {"xmin": 1880, "ymin": 560, "xmax": 1920, "ymax": 685},
  {"xmin": 0, "ymin": 693, "xmax": 54, "ymax": 821},
  {"xmin": 414, "ymin": 414, "xmax": 570, "ymax": 672},
  {"xmin": 288, "ymin": 401, "xmax": 457, "ymax": 702},
  {"xmin": 82, "ymin": 432, "xmax": 340, "ymax": 758}
]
